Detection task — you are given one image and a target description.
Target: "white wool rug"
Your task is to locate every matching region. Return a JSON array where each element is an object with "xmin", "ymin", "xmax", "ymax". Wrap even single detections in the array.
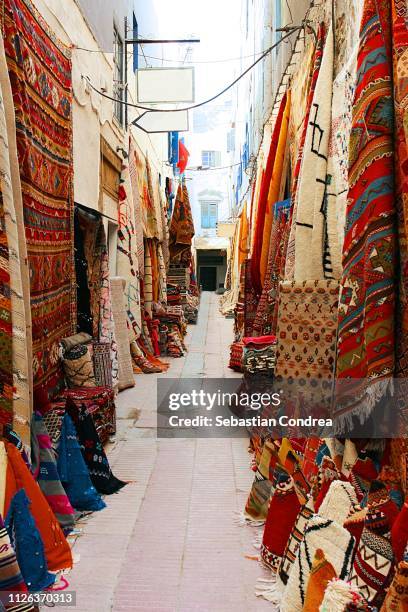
[
  {"xmin": 280, "ymin": 515, "xmax": 355, "ymax": 612},
  {"xmin": 293, "ymin": 24, "xmax": 334, "ymax": 281}
]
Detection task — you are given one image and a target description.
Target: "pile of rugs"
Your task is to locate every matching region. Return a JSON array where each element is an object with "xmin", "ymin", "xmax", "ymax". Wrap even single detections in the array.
[
  {"xmin": 0, "ymin": 404, "xmax": 126, "ymax": 601},
  {"xmin": 242, "ymin": 436, "xmax": 408, "ymax": 610}
]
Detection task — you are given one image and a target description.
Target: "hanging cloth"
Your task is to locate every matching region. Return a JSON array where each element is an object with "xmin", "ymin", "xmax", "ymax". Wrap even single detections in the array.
[
  {"xmin": 30, "ymin": 414, "xmax": 76, "ymax": 533},
  {"xmin": 66, "ymin": 398, "xmax": 126, "ymax": 495},
  {"xmin": 293, "ymin": 25, "xmax": 334, "ymax": 281},
  {"xmin": 251, "ymin": 93, "xmax": 287, "ymax": 294},
  {"xmin": 285, "ymin": 23, "xmax": 326, "ymax": 280},
  {"xmin": 5, "ymin": 489, "xmax": 55, "ymax": 593},
  {"xmin": 238, "ymin": 202, "xmax": 249, "ymax": 270},
  {"xmin": 335, "ymin": 0, "xmax": 395, "ymax": 422},
  {"xmin": 0, "ymin": 513, "xmax": 32, "ymax": 605},
  {"xmin": 56, "ymin": 412, "xmax": 106, "ymax": 513},
  {"xmin": 260, "ymin": 90, "xmax": 291, "ymax": 286},
  {"xmin": 4, "ymin": 442, "xmax": 73, "ymax": 572}
]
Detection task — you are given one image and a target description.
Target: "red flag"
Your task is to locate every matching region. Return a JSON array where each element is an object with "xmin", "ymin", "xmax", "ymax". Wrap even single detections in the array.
[{"xmin": 177, "ymin": 141, "xmax": 189, "ymax": 174}]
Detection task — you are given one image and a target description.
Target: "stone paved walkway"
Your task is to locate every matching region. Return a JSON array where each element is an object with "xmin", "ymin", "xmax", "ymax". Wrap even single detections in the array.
[{"xmin": 62, "ymin": 293, "xmax": 271, "ymax": 611}]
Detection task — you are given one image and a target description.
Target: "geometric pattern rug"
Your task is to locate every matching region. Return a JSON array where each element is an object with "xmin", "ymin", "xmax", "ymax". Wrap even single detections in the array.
[{"xmin": 4, "ymin": 0, "xmax": 75, "ymax": 397}]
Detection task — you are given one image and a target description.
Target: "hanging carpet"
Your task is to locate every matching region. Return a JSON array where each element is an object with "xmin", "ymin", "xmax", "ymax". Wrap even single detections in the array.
[
  {"xmin": 3, "ymin": 0, "xmax": 76, "ymax": 398},
  {"xmin": 335, "ymin": 0, "xmax": 396, "ymax": 424}
]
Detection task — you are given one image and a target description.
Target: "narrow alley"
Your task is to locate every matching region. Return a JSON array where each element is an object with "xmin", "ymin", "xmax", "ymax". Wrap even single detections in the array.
[
  {"xmin": 1, "ymin": 0, "xmax": 408, "ymax": 610},
  {"xmin": 62, "ymin": 293, "xmax": 270, "ymax": 612}
]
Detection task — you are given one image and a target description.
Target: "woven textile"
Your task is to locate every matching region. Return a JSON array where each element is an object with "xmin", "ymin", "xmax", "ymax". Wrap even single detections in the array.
[
  {"xmin": 392, "ymin": 1, "xmax": 408, "ymax": 431},
  {"xmin": 63, "ymin": 344, "xmax": 96, "ymax": 388},
  {"xmin": 0, "ymin": 35, "xmax": 30, "ymax": 438},
  {"xmin": 58, "ymin": 386, "xmax": 116, "ymax": 444},
  {"xmin": 31, "ymin": 413, "xmax": 75, "ymax": 532},
  {"xmin": 144, "ymin": 156, "xmax": 160, "ymax": 239},
  {"xmin": 243, "ymin": 345, "xmax": 276, "ymax": 376},
  {"xmin": 349, "ymin": 481, "xmax": 397, "ymax": 606},
  {"xmin": 169, "ymin": 184, "xmax": 194, "ymax": 264},
  {"xmin": 92, "ymin": 342, "xmax": 112, "ymax": 388},
  {"xmin": 244, "ymin": 441, "xmax": 275, "ymax": 522},
  {"xmin": 293, "ymin": 25, "xmax": 334, "ymax": 281},
  {"xmin": 303, "ymin": 549, "xmax": 337, "ymax": 612},
  {"xmin": 288, "ymin": 40, "xmax": 314, "ymax": 175},
  {"xmin": 391, "ymin": 498, "xmax": 408, "ymax": 562},
  {"xmin": 42, "ymin": 409, "xmax": 62, "ymax": 447},
  {"xmin": 3, "ymin": 426, "xmax": 30, "ymax": 471},
  {"xmin": 128, "ymin": 139, "xmax": 145, "ymax": 275},
  {"xmin": 251, "ymin": 94, "xmax": 287, "ymax": 294},
  {"xmin": 280, "ymin": 515, "xmax": 355, "ymax": 612},
  {"xmin": 274, "ymin": 280, "xmax": 339, "ymax": 380},
  {"xmin": 229, "ymin": 341, "xmax": 244, "ymax": 372},
  {"xmin": 390, "ymin": 438, "xmax": 408, "ymax": 495},
  {"xmin": 74, "ymin": 208, "xmax": 93, "ymax": 336},
  {"xmin": 3, "ymin": 0, "xmax": 76, "ymax": 397},
  {"xmin": 60, "ymin": 332, "xmax": 91, "ymax": 352},
  {"xmin": 318, "ymin": 480, "xmax": 358, "ymax": 526},
  {"xmin": 349, "ymin": 528, "xmax": 394, "ymax": 606},
  {"xmin": 117, "ymin": 159, "xmax": 142, "ymax": 338},
  {"xmin": 110, "ymin": 277, "xmax": 135, "ymax": 391},
  {"xmin": 57, "ymin": 413, "xmax": 105, "ymax": 512},
  {"xmin": 4, "ymin": 442, "xmax": 72, "ymax": 572},
  {"xmin": 5, "ymin": 489, "xmax": 55, "ymax": 592},
  {"xmin": 278, "ymin": 496, "xmax": 315, "ymax": 589},
  {"xmin": 261, "ymin": 468, "xmax": 301, "ymax": 571},
  {"xmin": 380, "ymin": 560, "xmax": 408, "ymax": 611},
  {"xmin": 314, "ymin": 456, "xmax": 341, "ymax": 511},
  {"xmin": 323, "ymin": 1, "xmax": 363, "ymax": 280},
  {"xmin": 66, "ymin": 398, "xmax": 126, "ymax": 495},
  {"xmin": 0, "ymin": 10, "xmax": 31, "ymax": 445},
  {"xmin": 253, "ymin": 199, "xmax": 291, "ymax": 337},
  {"xmin": 157, "ymin": 243, "xmax": 167, "ymax": 306},
  {"xmin": 92, "ymin": 222, "xmax": 118, "ymax": 387},
  {"xmin": 238, "ymin": 201, "xmax": 249, "ymax": 270},
  {"xmin": 260, "ymin": 91, "xmax": 291, "ymax": 286},
  {"xmin": 285, "ymin": 23, "xmax": 326, "ymax": 280},
  {"xmin": 143, "ymin": 239, "xmax": 153, "ymax": 317},
  {"xmin": 326, "ymin": 61, "xmax": 357, "ymax": 278},
  {"xmin": 0, "ymin": 125, "xmax": 13, "ymax": 428},
  {"xmin": 243, "ymin": 259, "xmax": 258, "ymax": 337},
  {"xmin": 0, "ymin": 514, "xmax": 30, "ymax": 604},
  {"xmin": 335, "ymin": 0, "xmax": 396, "ymax": 421},
  {"xmin": 320, "ymin": 578, "xmax": 370, "ymax": 612}
]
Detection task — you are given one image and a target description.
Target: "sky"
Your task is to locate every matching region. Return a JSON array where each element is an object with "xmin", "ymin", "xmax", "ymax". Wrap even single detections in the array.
[{"xmin": 151, "ymin": 0, "xmax": 242, "ymax": 99}]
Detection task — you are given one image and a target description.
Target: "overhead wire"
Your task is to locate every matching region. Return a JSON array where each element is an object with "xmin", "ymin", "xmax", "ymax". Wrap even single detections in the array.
[
  {"xmin": 72, "ymin": 45, "xmax": 285, "ymax": 65},
  {"xmin": 82, "ymin": 27, "xmax": 302, "ymax": 115},
  {"xmin": 186, "ymin": 162, "xmax": 242, "ymax": 172}
]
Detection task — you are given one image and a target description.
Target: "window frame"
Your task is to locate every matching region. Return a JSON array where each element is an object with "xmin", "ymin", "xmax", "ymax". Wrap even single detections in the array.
[
  {"xmin": 200, "ymin": 200, "xmax": 219, "ymax": 229},
  {"xmin": 201, "ymin": 150, "xmax": 221, "ymax": 168},
  {"xmin": 132, "ymin": 14, "xmax": 139, "ymax": 73},
  {"xmin": 113, "ymin": 24, "xmax": 124, "ymax": 125}
]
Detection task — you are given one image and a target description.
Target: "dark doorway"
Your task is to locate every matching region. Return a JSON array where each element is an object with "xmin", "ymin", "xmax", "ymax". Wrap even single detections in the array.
[{"xmin": 200, "ymin": 266, "xmax": 217, "ymax": 291}]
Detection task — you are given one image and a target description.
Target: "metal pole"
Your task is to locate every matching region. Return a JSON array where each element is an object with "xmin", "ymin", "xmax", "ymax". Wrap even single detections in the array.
[
  {"xmin": 124, "ymin": 16, "xmax": 128, "ymax": 128},
  {"xmin": 125, "ymin": 38, "xmax": 200, "ymax": 45}
]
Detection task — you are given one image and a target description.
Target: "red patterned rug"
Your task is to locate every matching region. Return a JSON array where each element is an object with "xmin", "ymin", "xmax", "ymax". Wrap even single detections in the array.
[
  {"xmin": 3, "ymin": 0, "xmax": 75, "ymax": 397},
  {"xmin": 335, "ymin": 0, "xmax": 396, "ymax": 422}
]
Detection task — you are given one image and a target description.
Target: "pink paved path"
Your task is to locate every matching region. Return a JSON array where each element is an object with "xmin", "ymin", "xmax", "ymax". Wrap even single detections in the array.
[{"xmin": 62, "ymin": 293, "xmax": 271, "ymax": 611}]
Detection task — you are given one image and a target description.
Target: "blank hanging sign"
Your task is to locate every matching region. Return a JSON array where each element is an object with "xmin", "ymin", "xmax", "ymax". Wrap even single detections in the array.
[
  {"xmin": 137, "ymin": 67, "xmax": 195, "ymax": 104},
  {"xmin": 133, "ymin": 110, "xmax": 189, "ymax": 133}
]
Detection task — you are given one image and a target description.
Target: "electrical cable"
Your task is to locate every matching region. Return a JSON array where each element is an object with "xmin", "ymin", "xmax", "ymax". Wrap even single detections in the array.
[
  {"xmin": 185, "ymin": 162, "xmax": 242, "ymax": 172},
  {"xmin": 73, "ymin": 45, "xmax": 284, "ymax": 65},
  {"xmin": 82, "ymin": 27, "xmax": 301, "ymax": 115}
]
